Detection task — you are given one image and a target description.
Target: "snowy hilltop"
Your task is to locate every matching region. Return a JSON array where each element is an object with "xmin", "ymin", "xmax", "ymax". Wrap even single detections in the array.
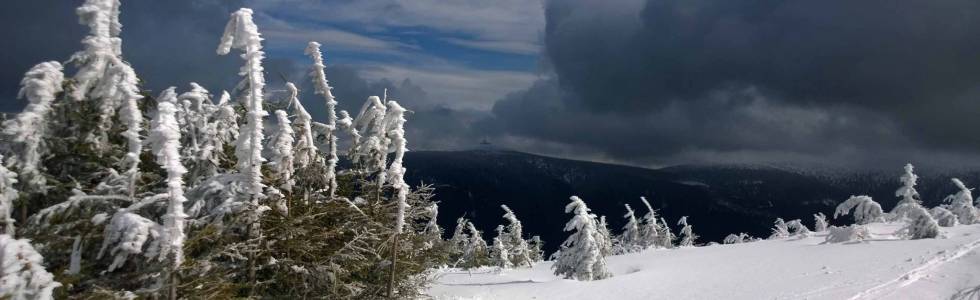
[{"xmin": 429, "ymin": 222, "xmax": 980, "ymax": 299}]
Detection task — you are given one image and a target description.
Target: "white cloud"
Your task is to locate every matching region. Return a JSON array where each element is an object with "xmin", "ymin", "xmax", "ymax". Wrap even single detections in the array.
[
  {"xmin": 255, "ymin": 13, "xmax": 416, "ymax": 55},
  {"xmin": 246, "ymin": 0, "xmax": 544, "ymax": 55},
  {"xmin": 358, "ymin": 63, "xmax": 538, "ymax": 111},
  {"xmin": 442, "ymin": 38, "xmax": 539, "ymax": 55}
]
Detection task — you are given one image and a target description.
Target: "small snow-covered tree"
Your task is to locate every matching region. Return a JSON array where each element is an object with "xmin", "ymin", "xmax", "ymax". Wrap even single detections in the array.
[
  {"xmin": 422, "ymin": 203, "xmax": 442, "ymax": 250},
  {"xmin": 177, "ymin": 83, "xmax": 222, "ymax": 184},
  {"xmin": 834, "ymin": 195, "xmax": 884, "ymax": 225},
  {"xmin": 461, "ymin": 221, "xmax": 489, "ymax": 269},
  {"xmin": 637, "ymin": 196, "xmax": 662, "ymax": 248},
  {"xmin": 823, "ymin": 225, "xmax": 871, "ymax": 244},
  {"xmin": 304, "ymin": 42, "xmax": 339, "ymax": 197},
  {"xmin": 147, "ymin": 97, "xmax": 188, "ymax": 269},
  {"xmin": 723, "ymin": 233, "xmax": 750, "ymax": 244},
  {"xmin": 3, "ymin": 62, "xmax": 64, "ymax": 196},
  {"xmin": 490, "ymin": 225, "xmax": 512, "ymax": 269},
  {"xmin": 212, "ymin": 91, "xmax": 239, "ymax": 148},
  {"xmin": 769, "ymin": 217, "xmax": 789, "ymax": 239},
  {"xmin": 383, "ymin": 101, "xmax": 410, "ymax": 234},
  {"xmin": 595, "ymin": 216, "xmax": 614, "ymax": 257},
  {"xmin": 656, "ymin": 217, "xmax": 675, "ymax": 248},
  {"xmin": 70, "ymin": 0, "xmax": 144, "ymax": 165},
  {"xmin": 285, "ymin": 82, "xmax": 319, "ymax": 169},
  {"xmin": 617, "ymin": 204, "xmax": 641, "ymax": 253},
  {"xmin": 351, "ymin": 96, "xmax": 387, "ymax": 177},
  {"xmin": 500, "ymin": 205, "xmax": 532, "ymax": 267},
  {"xmin": 891, "ymin": 163, "xmax": 922, "ymax": 220},
  {"xmin": 447, "ymin": 216, "xmax": 469, "ymax": 266},
  {"xmin": 786, "ymin": 219, "xmax": 810, "ymax": 237},
  {"xmin": 930, "ymin": 206, "xmax": 958, "ymax": 227},
  {"xmin": 528, "ymin": 236, "xmax": 544, "ymax": 262},
  {"xmin": 217, "ymin": 12, "xmax": 270, "ymax": 288},
  {"xmin": 218, "ymin": 7, "xmax": 268, "ymax": 208},
  {"xmin": 677, "ymin": 216, "xmax": 698, "ymax": 247},
  {"xmin": 553, "ymin": 196, "xmax": 610, "ymax": 281},
  {"xmin": 0, "ymin": 234, "xmax": 61, "ymax": 299},
  {"xmin": 813, "ymin": 212, "xmax": 829, "ymax": 232},
  {"xmin": 268, "ymin": 110, "xmax": 296, "ymax": 192},
  {"xmin": 899, "ymin": 206, "xmax": 939, "ymax": 240},
  {"xmin": 943, "ymin": 178, "xmax": 979, "ymax": 225},
  {"xmin": 147, "ymin": 97, "xmax": 189, "ymax": 298}
]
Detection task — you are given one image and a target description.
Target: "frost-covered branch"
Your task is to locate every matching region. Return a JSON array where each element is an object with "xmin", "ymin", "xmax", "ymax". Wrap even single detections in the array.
[
  {"xmin": 0, "ymin": 234, "xmax": 61, "ymax": 299},
  {"xmin": 0, "ymin": 157, "xmax": 18, "ymax": 235},
  {"xmin": 3, "ymin": 62, "xmax": 64, "ymax": 194}
]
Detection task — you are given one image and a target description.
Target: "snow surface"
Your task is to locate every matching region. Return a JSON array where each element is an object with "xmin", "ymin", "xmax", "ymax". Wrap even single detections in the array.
[{"xmin": 429, "ymin": 223, "xmax": 980, "ymax": 300}]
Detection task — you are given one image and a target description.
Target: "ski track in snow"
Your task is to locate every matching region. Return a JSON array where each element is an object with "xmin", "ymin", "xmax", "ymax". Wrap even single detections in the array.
[{"xmin": 847, "ymin": 235, "xmax": 980, "ymax": 300}]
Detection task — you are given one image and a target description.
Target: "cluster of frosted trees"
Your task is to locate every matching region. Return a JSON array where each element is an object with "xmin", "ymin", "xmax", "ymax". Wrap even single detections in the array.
[
  {"xmin": 551, "ymin": 195, "xmax": 696, "ymax": 281},
  {"xmin": 0, "ymin": 1, "xmax": 444, "ymax": 299},
  {"xmin": 750, "ymin": 163, "xmax": 973, "ymax": 245},
  {"xmin": 447, "ymin": 205, "xmax": 545, "ymax": 270}
]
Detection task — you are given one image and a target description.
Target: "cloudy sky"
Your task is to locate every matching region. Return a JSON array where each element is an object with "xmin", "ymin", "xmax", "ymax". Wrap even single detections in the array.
[{"xmin": 3, "ymin": 0, "xmax": 980, "ymax": 169}]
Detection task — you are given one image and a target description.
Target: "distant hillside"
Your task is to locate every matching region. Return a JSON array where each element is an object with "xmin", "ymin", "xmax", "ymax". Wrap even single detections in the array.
[{"xmin": 403, "ymin": 150, "xmax": 980, "ymax": 253}]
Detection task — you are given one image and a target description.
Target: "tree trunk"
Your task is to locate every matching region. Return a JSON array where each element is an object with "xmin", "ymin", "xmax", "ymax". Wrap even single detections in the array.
[
  {"xmin": 169, "ymin": 270, "xmax": 178, "ymax": 300},
  {"xmin": 387, "ymin": 234, "xmax": 399, "ymax": 299}
]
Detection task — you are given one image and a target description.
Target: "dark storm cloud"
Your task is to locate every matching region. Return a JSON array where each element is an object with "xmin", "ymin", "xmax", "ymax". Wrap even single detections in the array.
[{"xmin": 484, "ymin": 0, "xmax": 980, "ymax": 166}]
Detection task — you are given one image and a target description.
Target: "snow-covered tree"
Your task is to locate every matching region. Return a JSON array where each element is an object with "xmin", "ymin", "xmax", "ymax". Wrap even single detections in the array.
[
  {"xmin": 723, "ymin": 233, "xmax": 751, "ymax": 244},
  {"xmin": 384, "ymin": 101, "xmax": 410, "ymax": 234},
  {"xmin": 500, "ymin": 205, "xmax": 532, "ymax": 267},
  {"xmin": 268, "ymin": 110, "xmax": 296, "ymax": 192},
  {"xmin": 637, "ymin": 196, "xmax": 661, "ymax": 248},
  {"xmin": 422, "ymin": 203, "xmax": 442, "ymax": 250},
  {"xmin": 461, "ymin": 222, "xmax": 489, "ymax": 269},
  {"xmin": 813, "ymin": 212, "xmax": 829, "ymax": 232},
  {"xmin": 304, "ymin": 42, "xmax": 339, "ymax": 197},
  {"xmin": 147, "ymin": 95, "xmax": 188, "ymax": 270},
  {"xmin": 70, "ymin": 0, "xmax": 144, "ymax": 166},
  {"xmin": 930, "ymin": 206, "xmax": 958, "ymax": 227},
  {"xmin": 595, "ymin": 216, "xmax": 614, "ymax": 257},
  {"xmin": 285, "ymin": 82, "xmax": 318, "ymax": 169},
  {"xmin": 891, "ymin": 163, "xmax": 922, "ymax": 220},
  {"xmin": 212, "ymin": 91, "xmax": 239, "ymax": 148},
  {"xmin": 677, "ymin": 216, "xmax": 698, "ymax": 247},
  {"xmin": 824, "ymin": 225, "xmax": 871, "ymax": 244},
  {"xmin": 943, "ymin": 178, "xmax": 979, "ymax": 225},
  {"xmin": 218, "ymin": 7, "xmax": 268, "ymax": 205},
  {"xmin": 527, "ymin": 236, "xmax": 544, "ymax": 262},
  {"xmin": 834, "ymin": 195, "xmax": 884, "ymax": 225},
  {"xmin": 656, "ymin": 217, "xmax": 675, "ymax": 248},
  {"xmin": 0, "ymin": 234, "xmax": 61, "ymax": 299},
  {"xmin": 351, "ymin": 96, "xmax": 387, "ymax": 176},
  {"xmin": 769, "ymin": 217, "xmax": 790, "ymax": 239},
  {"xmin": 899, "ymin": 206, "xmax": 939, "ymax": 240},
  {"xmin": 553, "ymin": 196, "xmax": 610, "ymax": 281},
  {"xmin": 617, "ymin": 204, "xmax": 641, "ymax": 253},
  {"xmin": 448, "ymin": 216, "xmax": 469, "ymax": 266},
  {"xmin": 490, "ymin": 225, "xmax": 512, "ymax": 269},
  {"xmin": 177, "ymin": 83, "xmax": 221, "ymax": 184},
  {"xmin": 785, "ymin": 219, "xmax": 810, "ymax": 237},
  {"xmin": 3, "ymin": 62, "xmax": 64, "ymax": 196}
]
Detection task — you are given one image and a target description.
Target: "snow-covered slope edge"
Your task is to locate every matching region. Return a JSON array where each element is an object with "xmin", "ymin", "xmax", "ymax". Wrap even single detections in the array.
[{"xmin": 428, "ymin": 223, "xmax": 980, "ymax": 300}]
